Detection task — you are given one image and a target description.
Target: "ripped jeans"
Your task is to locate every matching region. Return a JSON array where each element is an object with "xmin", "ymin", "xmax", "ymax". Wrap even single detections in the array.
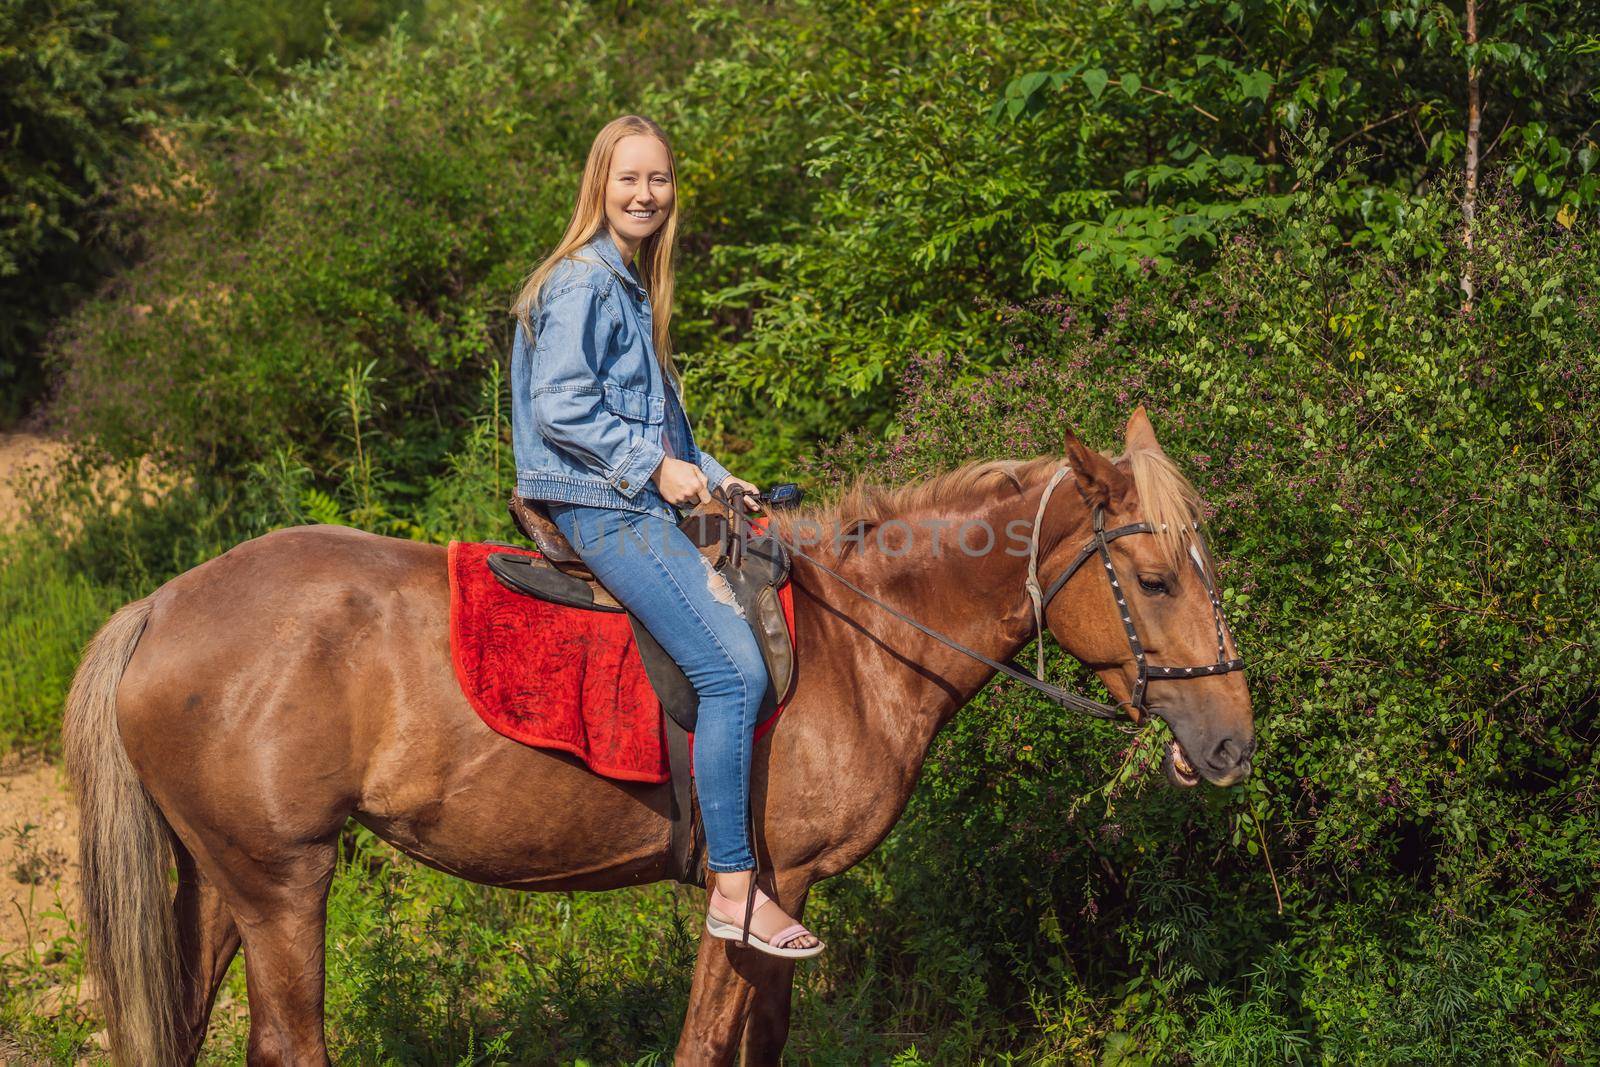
[{"xmin": 544, "ymin": 501, "xmax": 768, "ymax": 872}]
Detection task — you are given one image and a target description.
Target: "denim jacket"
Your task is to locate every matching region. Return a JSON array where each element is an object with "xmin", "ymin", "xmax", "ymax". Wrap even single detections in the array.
[{"xmin": 511, "ymin": 230, "xmax": 733, "ymax": 521}]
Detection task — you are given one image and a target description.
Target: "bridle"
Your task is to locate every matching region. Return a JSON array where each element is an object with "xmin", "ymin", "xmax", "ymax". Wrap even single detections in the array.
[
  {"xmin": 707, "ymin": 462, "xmax": 1245, "ymax": 723},
  {"xmin": 1021, "ymin": 465, "xmax": 1245, "ymax": 721}
]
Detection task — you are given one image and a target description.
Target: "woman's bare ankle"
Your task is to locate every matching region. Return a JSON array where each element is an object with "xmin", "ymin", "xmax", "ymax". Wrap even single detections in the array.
[{"xmin": 714, "ymin": 869, "xmax": 754, "ymax": 899}]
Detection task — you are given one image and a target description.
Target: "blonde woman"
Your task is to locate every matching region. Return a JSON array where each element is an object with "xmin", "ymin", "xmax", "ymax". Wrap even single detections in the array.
[{"xmin": 509, "ymin": 116, "xmax": 823, "ymax": 959}]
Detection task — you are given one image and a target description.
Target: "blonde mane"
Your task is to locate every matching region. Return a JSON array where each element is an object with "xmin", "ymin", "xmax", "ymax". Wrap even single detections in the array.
[
  {"xmin": 767, "ymin": 447, "xmax": 1212, "ymax": 578},
  {"xmin": 1122, "ymin": 446, "xmax": 1215, "ymax": 582},
  {"xmin": 766, "ymin": 455, "xmax": 1052, "ymax": 564}
]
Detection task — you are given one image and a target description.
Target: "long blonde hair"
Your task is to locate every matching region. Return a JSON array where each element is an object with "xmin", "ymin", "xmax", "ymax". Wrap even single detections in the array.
[{"xmin": 511, "ymin": 115, "xmax": 682, "ymax": 387}]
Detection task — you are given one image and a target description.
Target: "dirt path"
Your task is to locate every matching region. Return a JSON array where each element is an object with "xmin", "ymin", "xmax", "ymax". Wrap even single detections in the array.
[
  {"xmin": 0, "ymin": 434, "xmax": 84, "ymax": 975},
  {"xmin": 0, "ymin": 754, "xmax": 79, "ymax": 974},
  {"xmin": 0, "ymin": 432, "xmax": 69, "ymax": 531}
]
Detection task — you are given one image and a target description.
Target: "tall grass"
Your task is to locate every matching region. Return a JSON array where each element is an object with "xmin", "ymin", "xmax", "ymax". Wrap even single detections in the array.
[
  {"xmin": 0, "ymin": 538, "xmax": 122, "ymax": 755},
  {"xmin": 0, "ymin": 815, "xmax": 979, "ymax": 1064}
]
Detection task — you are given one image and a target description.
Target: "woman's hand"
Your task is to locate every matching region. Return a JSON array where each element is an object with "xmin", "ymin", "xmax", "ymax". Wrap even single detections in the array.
[
  {"xmin": 651, "ymin": 456, "xmax": 711, "ymax": 507},
  {"xmin": 720, "ymin": 475, "xmax": 762, "ymax": 512}
]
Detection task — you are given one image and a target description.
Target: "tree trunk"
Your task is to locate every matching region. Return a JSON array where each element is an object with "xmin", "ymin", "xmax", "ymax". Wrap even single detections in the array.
[{"xmin": 1461, "ymin": 0, "xmax": 1481, "ymax": 312}]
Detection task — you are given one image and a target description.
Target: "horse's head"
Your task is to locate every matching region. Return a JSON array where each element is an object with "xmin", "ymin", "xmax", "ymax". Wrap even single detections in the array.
[{"xmin": 1040, "ymin": 408, "xmax": 1255, "ymax": 787}]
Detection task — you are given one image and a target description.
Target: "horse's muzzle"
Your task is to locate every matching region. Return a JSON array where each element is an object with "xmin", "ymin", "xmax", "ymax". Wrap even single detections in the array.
[{"xmin": 1163, "ymin": 735, "xmax": 1255, "ymax": 788}]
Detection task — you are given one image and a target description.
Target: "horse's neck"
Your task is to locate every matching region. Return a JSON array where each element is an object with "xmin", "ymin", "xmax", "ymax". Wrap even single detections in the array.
[{"xmin": 793, "ymin": 482, "xmax": 1079, "ymax": 767}]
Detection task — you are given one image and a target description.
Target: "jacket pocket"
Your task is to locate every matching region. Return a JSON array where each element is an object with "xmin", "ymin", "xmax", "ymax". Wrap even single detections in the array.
[{"xmin": 601, "ymin": 381, "xmax": 664, "ymax": 424}]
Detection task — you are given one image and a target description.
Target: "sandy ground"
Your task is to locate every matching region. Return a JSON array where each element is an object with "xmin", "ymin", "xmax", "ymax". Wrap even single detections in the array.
[
  {"xmin": 0, "ymin": 433, "xmax": 70, "ymax": 532},
  {"xmin": 0, "ymin": 753, "xmax": 80, "ymax": 977},
  {"xmin": 0, "ymin": 436, "xmax": 241, "ymax": 1062}
]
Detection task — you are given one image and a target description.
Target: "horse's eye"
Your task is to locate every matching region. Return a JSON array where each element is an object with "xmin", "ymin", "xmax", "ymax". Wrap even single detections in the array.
[{"xmin": 1138, "ymin": 575, "xmax": 1169, "ymax": 596}]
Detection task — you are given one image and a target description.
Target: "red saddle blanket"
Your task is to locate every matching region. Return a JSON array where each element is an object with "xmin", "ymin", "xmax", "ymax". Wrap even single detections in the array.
[{"xmin": 447, "ymin": 540, "xmax": 795, "ymax": 783}]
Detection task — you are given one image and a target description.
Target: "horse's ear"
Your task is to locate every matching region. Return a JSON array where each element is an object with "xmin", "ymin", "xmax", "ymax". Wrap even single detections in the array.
[
  {"xmin": 1063, "ymin": 427, "xmax": 1132, "ymax": 509},
  {"xmin": 1124, "ymin": 405, "xmax": 1162, "ymax": 455}
]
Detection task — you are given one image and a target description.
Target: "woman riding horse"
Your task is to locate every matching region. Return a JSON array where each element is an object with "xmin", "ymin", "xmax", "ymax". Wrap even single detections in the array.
[{"xmin": 507, "ymin": 115, "xmax": 822, "ymax": 959}]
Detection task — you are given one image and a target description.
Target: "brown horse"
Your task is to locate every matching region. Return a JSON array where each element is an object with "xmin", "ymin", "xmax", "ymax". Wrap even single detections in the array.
[{"xmin": 62, "ymin": 409, "xmax": 1253, "ymax": 1065}]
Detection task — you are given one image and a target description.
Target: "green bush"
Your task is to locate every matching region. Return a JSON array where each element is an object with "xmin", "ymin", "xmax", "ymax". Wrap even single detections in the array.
[
  {"xmin": 48, "ymin": 8, "xmax": 552, "ymax": 471},
  {"xmin": 789, "ymin": 166, "xmax": 1599, "ymax": 1061},
  {"xmin": 0, "ymin": 538, "xmax": 120, "ymax": 754},
  {"xmin": 1, "ymin": 0, "xmax": 421, "ymax": 419},
  {"xmin": 10, "ymin": 1, "xmax": 1599, "ymax": 1060},
  {"xmin": 49, "ymin": 1, "xmax": 1600, "ymax": 481},
  {"xmin": 44, "ymin": 0, "xmax": 758, "ymax": 483},
  {"xmin": 660, "ymin": 0, "xmax": 1600, "ymax": 473},
  {"xmin": 0, "ymin": 0, "xmax": 144, "ymax": 413}
]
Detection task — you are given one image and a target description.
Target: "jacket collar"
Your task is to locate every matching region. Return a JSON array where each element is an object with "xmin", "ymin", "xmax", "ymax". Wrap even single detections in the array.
[{"xmin": 586, "ymin": 230, "xmax": 649, "ymax": 300}]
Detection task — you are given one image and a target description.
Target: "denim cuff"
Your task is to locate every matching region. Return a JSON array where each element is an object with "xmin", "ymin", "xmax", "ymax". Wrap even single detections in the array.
[
  {"xmin": 611, "ymin": 437, "xmax": 666, "ymax": 499},
  {"xmin": 706, "ymin": 860, "xmax": 757, "ymax": 874},
  {"xmin": 695, "ymin": 448, "xmax": 733, "ymax": 492}
]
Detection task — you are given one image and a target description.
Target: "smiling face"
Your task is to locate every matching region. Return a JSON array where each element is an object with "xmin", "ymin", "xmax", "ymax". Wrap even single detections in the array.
[{"xmin": 603, "ymin": 133, "xmax": 675, "ymax": 260}]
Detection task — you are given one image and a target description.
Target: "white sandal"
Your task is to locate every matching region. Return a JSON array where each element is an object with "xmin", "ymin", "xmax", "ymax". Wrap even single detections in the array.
[{"xmin": 705, "ymin": 882, "xmax": 825, "ymax": 959}]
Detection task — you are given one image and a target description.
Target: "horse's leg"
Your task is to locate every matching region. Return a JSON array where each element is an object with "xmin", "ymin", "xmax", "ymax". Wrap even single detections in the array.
[
  {"xmin": 738, "ymin": 879, "xmax": 810, "ymax": 1067},
  {"xmin": 736, "ymin": 952, "xmax": 799, "ymax": 1066},
  {"xmin": 204, "ymin": 839, "xmax": 339, "ymax": 1067},
  {"xmin": 676, "ymin": 934, "xmax": 752, "ymax": 1066},
  {"xmin": 737, "ymin": 893, "xmax": 807, "ymax": 1066},
  {"xmin": 677, "ymin": 877, "xmax": 810, "ymax": 1066},
  {"xmin": 172, "ymin": 837, "xmax": 241, "ymax": 1065}
]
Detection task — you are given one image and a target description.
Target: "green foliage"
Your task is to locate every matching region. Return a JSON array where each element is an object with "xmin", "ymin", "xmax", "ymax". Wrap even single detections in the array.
[
  {"xmin": 0, "ymin": 0, "xmax": 143, "ymax": 413},
  {"xmin": 123, "ymin": 0, "xmax": 426, "ymax": 113},
  {"xmin": 0, "ymin": 0, "xmax": 420, "ymax": 419},
  {"xmin": 658, "ymin": 0, "xmax": 1121, "ymax": 470},
  {"xmin": 5, "ymin": 0, "xmax": 1600, "ymax": 1061},
  {"xmin": 0, "ymin": 536, "xmax": 120, "ymax": 754},
  {"xmin": 995, "ymin": 0, "xmax": 1600, "ymax": 251},
  {"xmin": 42, "ymin": 1, "xmax": 1600, "ymax": 482},
  {"xmin": 667, "ymin": 0, "xmax": 1600, "ymax": 471},
  {"xmin": 790, "ymin": 167, "xmax": 1599, "ymax": 1061},
  {"xmin": 46, "ymin": 0, "xmax": 747, "ymax": 480},
  {"xmin": 320, "ymin": 827, "xmax": 695, "ymax": 1063}
]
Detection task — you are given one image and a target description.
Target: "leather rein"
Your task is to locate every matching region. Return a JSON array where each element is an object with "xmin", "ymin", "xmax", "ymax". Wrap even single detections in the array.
[{"xmin": 706, "ymin": 463, "xmax": 1245, "ymax": 723}]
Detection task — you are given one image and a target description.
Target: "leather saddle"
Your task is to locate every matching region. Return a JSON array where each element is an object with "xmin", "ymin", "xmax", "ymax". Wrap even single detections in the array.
[
  {"xmin": 489, "ymin": 492, "xmax": 797, "ymax": 888},
  {"xmin": 493, "ymin": 494, "xmax": 795, "ymax": 734}
]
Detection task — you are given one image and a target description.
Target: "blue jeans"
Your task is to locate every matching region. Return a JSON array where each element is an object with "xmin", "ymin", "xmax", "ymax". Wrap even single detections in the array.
[{"xmin": 544, "ymin": 501, "xmax": 768, "ymax": 873}]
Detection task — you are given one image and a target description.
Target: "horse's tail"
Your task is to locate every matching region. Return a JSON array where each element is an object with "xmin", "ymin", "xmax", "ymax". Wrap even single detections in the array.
[{"xmin": 62, "ymin": 597, "xmax": 182, "ymax": 1067}]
